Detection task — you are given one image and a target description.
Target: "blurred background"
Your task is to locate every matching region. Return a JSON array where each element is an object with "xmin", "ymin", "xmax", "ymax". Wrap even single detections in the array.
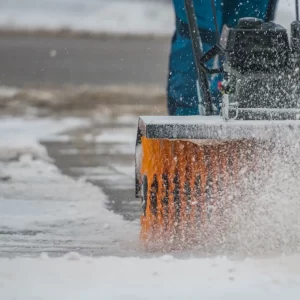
[
  {"xmin": 0, "ymin": 0, "xmax": 295, "ymax": 94},
  {"xmin": 0, "ymin": 0, "xmax": 173, "ymax": 35},
  {"xmin": 0, "ymin": 0, "xmax": 175, "ymax": 102}
]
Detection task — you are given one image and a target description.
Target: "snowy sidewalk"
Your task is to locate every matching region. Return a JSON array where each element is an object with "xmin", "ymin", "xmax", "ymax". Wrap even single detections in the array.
[
  {"xmin": 0, "ymin": 116, "xmax": 139, "ymax": 257},
  {"xmin": 1, "ymin": 113, "xmax": 300, "ymax": 300}
]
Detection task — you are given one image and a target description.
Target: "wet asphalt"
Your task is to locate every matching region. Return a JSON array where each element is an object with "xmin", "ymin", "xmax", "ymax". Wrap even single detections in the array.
[
  {"xmin": 42, "ymin": 132, "xmax": 141, "ymax": 222},
  {"xmin": 0, "ymin": 35, "xmax": 170, "ymax": 88}
]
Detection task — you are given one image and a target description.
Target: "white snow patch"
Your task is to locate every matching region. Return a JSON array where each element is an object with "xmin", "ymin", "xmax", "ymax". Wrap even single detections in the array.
[
  {"xmin": 1, "ymin": 254, "xmax": 300, "ymax": 300},
  {"xmin": 0, "ymin": 116, "xmax": 89, "ymax": 141},
  {"xmin": 64, "ymin": 252, "xmax": 81, "ymax": 261},
  {"xmin": 0, "ymin": 116, "xmax": 89, "ymax": 161},
  {"xmin": 160, "ymin": 254, "xmax": 174, "ymax": 262},
  {"xmin": 0, "ymin": 115, "xmax": 138, "ymax": 253},
  {"xmin": 40, "ymin": 252, "xmax": 50, "ymax": 260},
  {"xmin": 0, "ymin": 85, "xmax": 19, "ymax": 98},
  {"xmin": 49, "ymin": 49, "xmax": 57, "ymax": 57},
  {"xmin": 103, "ymin": 224, "xmax": 111, "ymax": 230},
  {"xmin": 0, "ymin": 139, "xmax": 50, "ymax": 162},
  {"xmin": 0, "ymin": 156, "xmax": 138, "ymax": 241},
  {"xmin": 84, "ymin": 127, "xmax": 137, "ymax": 144}
]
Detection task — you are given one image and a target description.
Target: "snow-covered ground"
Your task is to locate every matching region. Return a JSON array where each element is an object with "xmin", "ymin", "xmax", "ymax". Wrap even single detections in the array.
[
  {"xmin": 0, "ymin": 0, "xmax": 295, "ymax": 36},
  {"xmin": 1, "ymin": 113, "xmax": 300, "ymax": 298},
  {"xmin": 0, "ymin": 116, "xmax": 139, "ymax": 257},
  {"xmin": 1, "ymin": 253, "xmax": 300, "ymax": 299},
  {"xmin": 0, "ymin": 116, "xmax": 89, "ymax": 161}
]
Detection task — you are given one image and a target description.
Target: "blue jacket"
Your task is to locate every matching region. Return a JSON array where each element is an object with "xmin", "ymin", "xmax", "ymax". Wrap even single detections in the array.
[{"xmin": 167, "ymin": 0, "xmax": 278, "ymax": 115}]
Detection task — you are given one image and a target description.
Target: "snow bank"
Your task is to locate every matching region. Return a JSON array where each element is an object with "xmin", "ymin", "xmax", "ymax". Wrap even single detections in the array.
[{"xmin": 1, "ymin": 253, "xmax": 300, "ymax": 300}]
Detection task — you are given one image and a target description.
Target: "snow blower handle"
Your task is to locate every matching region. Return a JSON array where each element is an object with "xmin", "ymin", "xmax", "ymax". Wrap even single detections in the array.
[{"xmin": 184, "ymin": 0, "xmax": 214, "ymax": 116}]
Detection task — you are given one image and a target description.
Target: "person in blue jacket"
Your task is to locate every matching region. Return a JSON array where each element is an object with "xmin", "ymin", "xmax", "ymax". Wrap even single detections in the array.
[{"xmin": 167, "ymin": 0, "xmax": 278, "ymax": 116}]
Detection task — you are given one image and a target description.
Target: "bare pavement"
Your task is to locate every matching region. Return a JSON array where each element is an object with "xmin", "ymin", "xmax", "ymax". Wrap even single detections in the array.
[
  {"xmin": 0, "ymin": 35, "xmax": 170, "ymax": 88},
  {"xmin": 0, "ymin": 34, "xmax": 171, "ymax": 257}
]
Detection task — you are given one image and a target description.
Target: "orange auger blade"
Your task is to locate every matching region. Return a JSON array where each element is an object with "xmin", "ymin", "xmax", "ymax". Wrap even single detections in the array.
[{"xmin": 140, "ymin": 137, "xmax": 257, "ymax": 252}]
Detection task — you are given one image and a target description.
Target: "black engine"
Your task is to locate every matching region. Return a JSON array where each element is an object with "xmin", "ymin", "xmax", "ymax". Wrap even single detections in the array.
[{"xmin": 219, "ymin": 18, "xmax": 300, "ymax": 120}]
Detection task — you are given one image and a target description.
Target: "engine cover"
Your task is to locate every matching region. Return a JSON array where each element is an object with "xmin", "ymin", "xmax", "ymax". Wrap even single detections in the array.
[{"xmin": 219, "ymin": 18, "xmax": 300, "ymax": 120}]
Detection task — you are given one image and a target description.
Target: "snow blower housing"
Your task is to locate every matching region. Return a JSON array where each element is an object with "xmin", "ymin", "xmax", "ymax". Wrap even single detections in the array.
[{"xmin": 135, "ymin": 0, "xmax": 300, "ymax": 250}]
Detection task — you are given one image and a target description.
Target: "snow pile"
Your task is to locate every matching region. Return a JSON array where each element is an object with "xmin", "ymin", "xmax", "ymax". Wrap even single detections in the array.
[
  {"xmin": 0, "ymin": 138, "xmax": 49, "ymax": 162},
  {"xmin": 0, "ymin": 117, "xmax": 89, "ymax": 161},
  {"xmin": 1, "ymin": 253, "xmax": 300, "ymax": 300}
]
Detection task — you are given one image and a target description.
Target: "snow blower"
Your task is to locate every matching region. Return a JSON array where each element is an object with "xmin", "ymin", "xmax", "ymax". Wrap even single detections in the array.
[{"xmin": 135, "ymin": 0, "xmax": 300, "ymax": 251}]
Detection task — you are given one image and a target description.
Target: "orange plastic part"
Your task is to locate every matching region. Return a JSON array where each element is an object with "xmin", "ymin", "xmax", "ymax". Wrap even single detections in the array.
[{"xmin": 139, "ymin": 137, "xmax": 257, "ymax": 251}]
